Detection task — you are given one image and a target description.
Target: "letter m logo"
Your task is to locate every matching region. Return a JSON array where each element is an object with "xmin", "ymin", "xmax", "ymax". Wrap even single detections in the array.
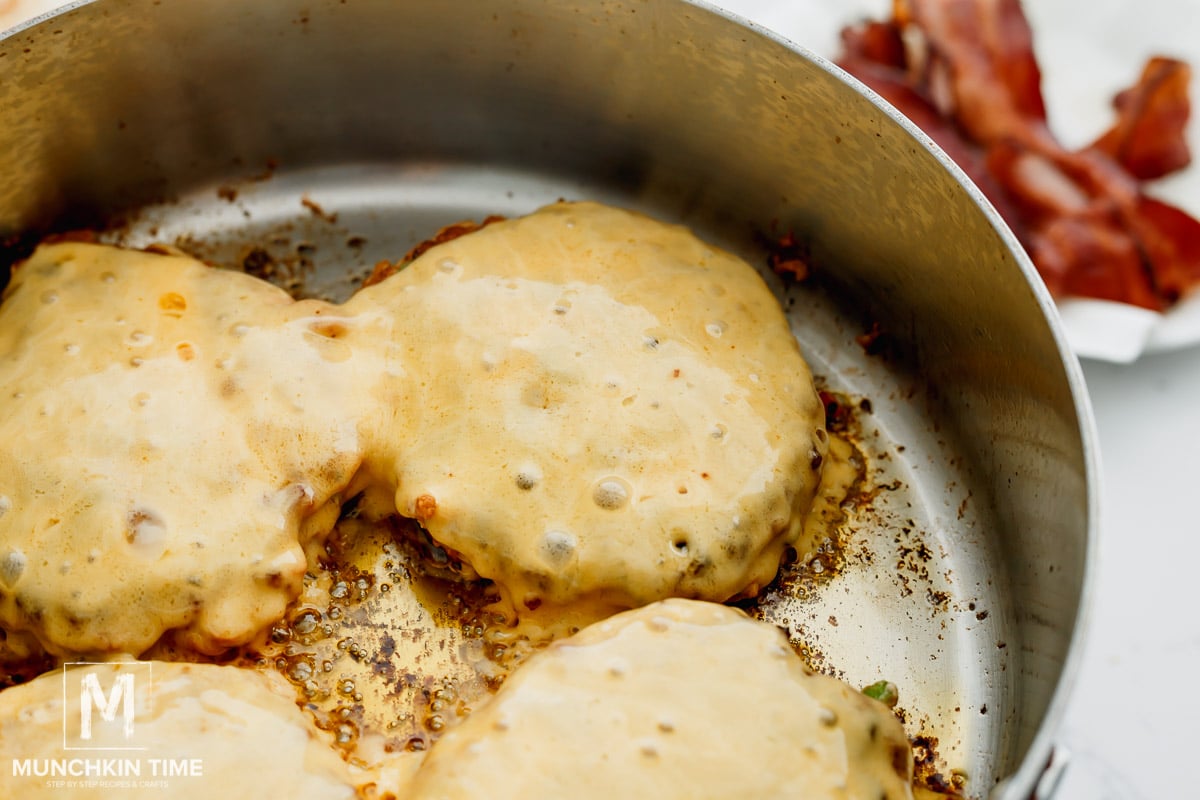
[
  {"xmin": 80, "ymin": 672, "xmax": 135, "ymax": 740},
  {"xmin": 62, "ymin": 662, "xmax": 152, "ymax": 751}
]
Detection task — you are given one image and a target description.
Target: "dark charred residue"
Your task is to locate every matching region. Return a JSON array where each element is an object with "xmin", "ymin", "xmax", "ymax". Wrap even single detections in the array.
[
  {"xmin": 910, "ymin": 734, "xmax": 965, "ymax": 796},
  {"xmin": 337, "ymin": 493, "xmax": 363, "ymax": 522},
  {"xmin": 233, "ymin": 242, "xmax": 315, "ymax": 297},
  {"xmin": 240, "ymin": 246, "xmax": 278, "ymax": 281},
  {"xmin": 0, "ymin": 652, "xmax": 57, "ymax": 691},
  {"xmin": 819, "ymin": 389, "xmax": 853, "ymax": 434},
  {"xmin": 362, "ymin": 215, "xmax": 506, "ymax": 288},
  {"xmin": 760, "ymin": 227, "xmax": 813, "ymax": 283},
  {"xmin": 855, "ymin": 320, "xmax": 901, "ymax": 357},
  {"xmin": 926, "ymin": 587, "xmax": 951, "ymax": 612},
  {"xmin": 301, "ymin": 196, "xmax": 338, "ymax": 225}
]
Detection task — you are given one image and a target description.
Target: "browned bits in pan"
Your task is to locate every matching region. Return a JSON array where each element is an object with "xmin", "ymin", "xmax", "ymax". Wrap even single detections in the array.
[
  {"xmin": 362, "ymin": 216, "xmax": 506, "ymax": 287},
  {"xmin": 765, "ymin": 229, "xmax": 813, "ymax": 282}
]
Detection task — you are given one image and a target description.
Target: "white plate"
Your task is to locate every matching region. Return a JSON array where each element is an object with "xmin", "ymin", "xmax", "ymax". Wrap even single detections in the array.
[{"xmin": 0, "ymin": 0, "xmax": 65, "ymax": 31}]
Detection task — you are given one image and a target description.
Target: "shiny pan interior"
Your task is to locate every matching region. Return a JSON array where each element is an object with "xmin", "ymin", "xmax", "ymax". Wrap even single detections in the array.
[{"xmin": 0, "ymin": 1, "xmax": 1097, "ymax": 797}]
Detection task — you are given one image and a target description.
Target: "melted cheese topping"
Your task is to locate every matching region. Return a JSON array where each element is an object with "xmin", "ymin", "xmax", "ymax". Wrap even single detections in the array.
[
  {"xmin": 406, "ymin": 599, "xmax": 913, "ymax": 800},
  {"xmin": 0, "ymin": 201, "xmax": 826, "ymax": 657},
  {"xmin": 0, "ymin": 246, "xmax": 380, "ymax": 657},
  {"xmin": 0, "ymin": 662, "xmax": 360, "ymax": 799},
  {"xmin": 348, "ymin": 202, "xmax": 827, "ymax": 613}
]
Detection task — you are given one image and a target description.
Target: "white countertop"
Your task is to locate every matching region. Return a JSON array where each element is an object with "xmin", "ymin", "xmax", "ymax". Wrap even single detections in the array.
[
  {"xmin": 3, "ymin": 1, "xmax": 1195, "ymax": 798},
  {"xmin": 1064, "ymin": 348, "xmax": 1200, "ymax": 799}
]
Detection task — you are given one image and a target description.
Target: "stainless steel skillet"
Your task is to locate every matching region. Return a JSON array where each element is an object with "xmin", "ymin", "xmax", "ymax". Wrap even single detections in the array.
[{"xmin": 0, "ymin": 1, "xmax": 1097, "ymax": 797}]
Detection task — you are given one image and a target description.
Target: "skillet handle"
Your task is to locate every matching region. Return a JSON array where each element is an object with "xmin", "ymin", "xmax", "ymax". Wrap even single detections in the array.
[
  {"xmin": 988, "ymin": 745, "xmax": 1071, "ymax": 800},
  {"xmin": 1031, "ymin": 746, "xmax": 1071, "ymax": 799}
]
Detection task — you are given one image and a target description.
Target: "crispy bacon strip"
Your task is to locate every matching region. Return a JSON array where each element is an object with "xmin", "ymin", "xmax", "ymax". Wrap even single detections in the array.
[
  {"xmin": 839, "ymin": 18, "xmax": 907, "ymax": 70},
  {"xmin": 1091, "ymin": 57, "xmax": 1193, "ymax": 180},
  {"xmin": 1128, "ymin": 195, "xmax": 1200, "ymax": 302},
  {"xmin": 896, "ymin": 0, "xmax": 1049, "ymax": 143},
  {"xmin": 837, "ymin": 0, "xmax": 1200, "ymax": 310},
  {"xmin": 1028, "ymin": 212, "xmax": 1161, "ymax": 307}
]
